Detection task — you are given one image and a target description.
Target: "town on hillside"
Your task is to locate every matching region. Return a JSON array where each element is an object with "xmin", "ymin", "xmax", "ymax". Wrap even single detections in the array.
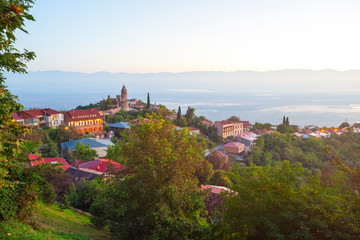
[{"xmin": 11, "ymin": 85, "xmax": 360, "ymax": 180}]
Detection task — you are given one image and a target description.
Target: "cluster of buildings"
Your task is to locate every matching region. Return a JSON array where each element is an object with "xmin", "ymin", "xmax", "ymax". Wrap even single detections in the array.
[{"xmin": 11, "ymin": 85, "xmax": 134, "ymax": 137}]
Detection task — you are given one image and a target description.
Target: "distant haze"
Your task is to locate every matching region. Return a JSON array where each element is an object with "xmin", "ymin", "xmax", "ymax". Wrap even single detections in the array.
[{"xmin": 6, "ymin": 69, "xmax": 360, "ymax": 126}]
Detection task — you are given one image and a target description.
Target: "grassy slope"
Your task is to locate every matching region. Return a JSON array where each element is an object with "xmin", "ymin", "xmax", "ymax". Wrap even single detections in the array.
[{"xmin": 0, "ymin": 202, "xmax": 110, "ymax": 240}]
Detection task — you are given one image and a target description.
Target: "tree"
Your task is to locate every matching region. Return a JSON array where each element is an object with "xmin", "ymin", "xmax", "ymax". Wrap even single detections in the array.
[
  {"xmin": 339, "ymin": 121, "xmax": 350, "ymax": 129},
  {"xmin": 282, "ymin": 115, "xmax": 286, "ymax": 124},
  {"xmin": 0, "ymin": 0, "xmax": 38, "ymax": 221},
  {"xmin": 185, "ymin": 106, "xmax": 195, "ymax": 125},
  {"xmin": 69, "ymin": 142, "xmax": 98, "ymax": 163},
  {"xmin": 286, "ymin": 116, "xmax": 289, "ymax": 126},
  {"xmin": 218, "ymin": 161, "xmax": 360, "ymax": 239},
  {"xmin": 91, "ymin": 113, "xmax": 208, "ymax": 239},
  {"xmin": 177, "ymin": 106, "xmax": 182, "ymax": 119},
  {"xmin": 43, "ymin": 140, "xmax": 60, "ymax": 158},
  {"xmin": 208, "ymin": 170, "xmax": 232, "ymax": 188},
  {"xmin": 227, "ymin": 116, "xmax": 240, "ymax": 121},
  {"xmin": 206, "ymin": 150, "xmax": 232, "ymax": 171},
  {"xmin": 147, "ymin": 92, "xmax": 150, "ymax": 109}
]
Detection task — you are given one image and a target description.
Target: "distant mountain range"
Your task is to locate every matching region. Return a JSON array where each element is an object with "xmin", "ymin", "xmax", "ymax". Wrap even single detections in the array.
[{"xmin": 6, "ymin": 69, "xmax": 360, "ymax": 97}]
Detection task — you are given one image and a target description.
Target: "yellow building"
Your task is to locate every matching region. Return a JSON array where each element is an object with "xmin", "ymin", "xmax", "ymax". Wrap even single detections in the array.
[{"xmin": 64, "ymin": 108, "xmax": 103, "ymax": 134}]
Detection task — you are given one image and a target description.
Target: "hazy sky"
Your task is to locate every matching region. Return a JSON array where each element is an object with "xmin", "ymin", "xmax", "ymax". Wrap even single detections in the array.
[{"xmin": 15, "ymin": 0, "xmax": 360, "ymax": 73}]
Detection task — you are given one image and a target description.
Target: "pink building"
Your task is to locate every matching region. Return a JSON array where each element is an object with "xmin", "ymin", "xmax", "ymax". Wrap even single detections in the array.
[{"xmin": 223, "ymin": 142, "xmax": 245, "ymax": 154}]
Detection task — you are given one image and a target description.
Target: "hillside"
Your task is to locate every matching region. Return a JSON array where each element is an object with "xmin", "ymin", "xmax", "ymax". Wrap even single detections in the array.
[{"xmin": 0, "ymin": 203, "xmax": 110, "ymax": 240}]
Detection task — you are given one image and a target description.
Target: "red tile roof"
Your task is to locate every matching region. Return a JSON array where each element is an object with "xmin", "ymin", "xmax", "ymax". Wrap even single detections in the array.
[
  {"xmin": 28, "ymin": 155, "xmax": 70, "ymax": 171},
  {"xmin": 202, "ymin": 120, "xmax": 213, "ymax": 125},
  {"xmin": 239, "ymin": 121, "xmax": 252, "ymax": 128},
  {"xmin": 64, "ymin": 108, "xmax": 102, "ymax": 121},
  {"xmin": 187, "ymin": 126, "xmax": 200, "ymax": 132},
  {"xmin": 215, "ymin": 120, "xmax": 233, "ymax": 125},
  {"xmin": 202, "ymin": 185, "xmax": 232, "ymax": 195},
  {"xmin": 20, "ymin": 108, "xmax": 60, "ymax": 118},
  {"xmin": 78, "ymin": 159, "xmax": 124, "ymax": 173},
  {"xmin": 223, "ymin": 142, "xmax": 245, "ymax": 149}
]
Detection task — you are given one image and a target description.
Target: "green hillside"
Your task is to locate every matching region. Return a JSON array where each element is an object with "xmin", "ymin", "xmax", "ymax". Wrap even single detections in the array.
[{"xmin": 0, "ymin": 203, "xmax": 110, "ymax": 240}]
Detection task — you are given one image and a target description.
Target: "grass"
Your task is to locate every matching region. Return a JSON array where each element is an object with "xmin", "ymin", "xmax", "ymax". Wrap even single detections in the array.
[{"xmin": 0, "ymin": 202, "xmax": 110, "ymax": 240}]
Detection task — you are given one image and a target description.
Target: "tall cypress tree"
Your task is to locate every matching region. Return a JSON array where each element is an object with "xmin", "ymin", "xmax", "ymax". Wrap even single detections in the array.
[
  {"xmin": 282, "ymin": 116, "xmax": 286, "ymax": 124},
  {"xmin": 147, "ymin": 93, "xmax": 150, "ymax": 109},
  {"xmin": 177, "ymin": 106, "xmax": 182, "ymax": 119},
  {"xmin": 286, "ymin": 117, "xmax": 289, "ymax": 126}
]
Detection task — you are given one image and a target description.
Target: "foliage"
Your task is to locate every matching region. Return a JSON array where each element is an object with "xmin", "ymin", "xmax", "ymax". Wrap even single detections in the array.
[
  {"xmin": 185, "ymin": 106, "xmax": 195, "ymax": 125},
  {"xmin": 99, "ymin": 98, "xmax": 113, "ymax": 110},
  {"xmin": 41, "ymin": 182, "xmax": 56, "ymax": 204},
  {"xmin": 69, "ymin": 142, "xmax": 98, "ymax": 162},
  {"xmin": 177, "ymin": 106, "xmax": 181, "ymax": 119},
  {"xmin": 75, "ymin": 103, "xmax": 99, "ymax": 110},
  {"xmin": 339, "ymin": 121, "xmax": 350, "ymax": 129},
  {"xmin": 106, "ymin": 141, "xmax": 123, "ymax": 163},
  {"xmin": 195, "ymin": 159, "xmax": 213, "ymax": 185},
  {"xmin": 43, "ymin": 140, "xmax": 60, "ymax": 157},
  {"xmin": 91, "ymin": 113, "xmax": 208, "ymax": 239},
  {"xmin": 147, "ymin": 92, "xmax": 150, "ymax": 109},
  {"xmin": 252, "ymin": 122, "xmax": 273, "ymax": 131},
  {"xmin": 218, "ymin": 161, "xmax": 360, "ymax": 239},
  {"xmin": 227, "ymin": 116, "xmax": 240, "ymax": 121},
  {"xmin": 208, "ymin": 170, "xmax": 232, "ymax": 188},
  {"xmin": 0, "ymin": 220, "xmax": 91, "ymax": 240},
  {"xmin": 47, "ymin": 124, "xmax": 82, "ymax": 145},
  {"xmin": 276, "ymin": 123, "xmax": 295, "ymax": 134},
  {"xmin": 0, "ymin": 0, "xmax": 38, "ymax": 222},
  {"xmin": 206, "ymin": 150, "xmax": 233, "ymax": 171}
]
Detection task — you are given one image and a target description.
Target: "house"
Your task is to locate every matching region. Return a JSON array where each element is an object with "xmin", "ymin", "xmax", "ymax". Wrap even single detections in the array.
[
  {"xmin": 202, "ymin": 185, "xmax": 232, "ymax": 220},
  {"xmin": 202, "ymin": 120, "xmax": 213, "ymax": 126},
  {"xmin": 78, "ymin": 159, "xmax": 124, "ymax": 174},
  {"xmin": 14, "ymin": 108, "xmax": 64, "ymax": 129},
  {"xmin": 235, "ymin": 132, "xmax": 259, "ymax": 148},
  {"xmin": 65, "ymin": 167, "xmax": 102, "ymax": 183},
  {"xmin": 63, "ymin": 108, "xmax": 103, "ymax": 134},
  {"xmin": 239, "ymin": 121, "xmax": 252, "ymax": 132},
  {"xmin": 186, "ymin": 126, "xmax": 200, "ymax": 135},
  {"xmin": 103, "ymin": 107, "xmax": 121, "ymax": 115},
  {"xmin": 214, "ymin": 120, "xmax": 244, "ymax": 139},
  {"xmin": 109, "ymin": 122, "xmax": 130, "ymax": 132},
  {"xmin": 61, "ymin": 138, "xmax": 114, "ymax": 158},
  {"xmin": 28, "ymin": 155, "xmax": 70, "ymax": 171},
  {"xmin": 223, "ymin": 142, "xmax": 245, "ymax": 154}
]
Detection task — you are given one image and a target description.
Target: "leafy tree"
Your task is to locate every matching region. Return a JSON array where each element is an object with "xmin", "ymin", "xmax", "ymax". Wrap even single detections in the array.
[
  {"xmin": 91, "ymin": 113, "xmax": 208, "ymax": 239},
  {"xmin": 69, "ymin": 142, "xmax": 98, "ymax": 162},
  {"xmin": 286, "ymin": 116, "xmax": 289, "ymax": 126},
  {"xmin": 99, "ymin": 98, "xmax": 113, "ymax": 110},
  {"xmin": 208, "ymin": 170, "xmax": 232, "ymax": 188},
  {"xmin": 174, "ymin": 115, "xmax": 188, "ymax": 127},
  {"xmin": 253, "ymin": 122, "xmax": 272, "ymax": 131},
  {"xmin": 227, "ymin": 116, "xmax": 240, "ymax": 121},
  {"xmin": 339, "ymin": 121, "xmax": 350, "ymax": 129},
  {"xmin": 43, "ymin": 140, "xmax": 60, "ymax": 157},
  {"xmin": 282, "ymin": 115, "xmax": 286, "ymax": 124},
  {"xmin": 276, "ymin": 123, "xmax": 294, "ymax": 134},
  {"xmin": 48, "ymin": 124, "xmax": 82, "ymax": 145},
  {"xmin": 195, "ymin": 159, "xmax": 213, "ymax": 185},
  {"xmin": 185, "ymin": 106, "xmax": 195, "ymax": 125},
  {"xmin": 0, "ymin": 0, "xmax": 38, "ymax": 221},
  {"xmin": 206, "ymin": 150, "xmax": 232, "ymax": 171},
  {"xmin": 218, "ymin": 161, "xmax": 360, "ymax": 239}
]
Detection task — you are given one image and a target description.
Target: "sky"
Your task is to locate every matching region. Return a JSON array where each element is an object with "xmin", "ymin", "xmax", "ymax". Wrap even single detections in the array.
[{"xmin": 15, "ymin": 0, "xmax": 360, "ymax": 73}]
